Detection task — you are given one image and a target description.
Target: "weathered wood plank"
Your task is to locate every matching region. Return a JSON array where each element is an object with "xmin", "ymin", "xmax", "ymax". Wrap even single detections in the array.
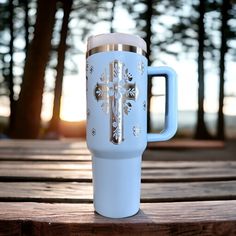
[
  {"xmin": 0, "ymin": 139, "xmax": 225, "ymax": 150},
  {"xmin": 0, "ymin": 148, "xmax": 90, "ymax": 156},
  {"xmin": 1, "ymin": 220, "xmax": 235, "ymax": 236},
  {"xmin": 1, "ymin": 151, "xmax": 234, "ymax": 162},
  {"xmin": 0, "ymin": 140, "xmax": 87, "ymax": 149},
  {"xmin": 0, "ymin": 140, "xmax": 225, "ymax": 158},
  {"xmin": 1, "ymin": 160, "xmax": 236, "ymax": 170},
  {"xmin": 0, "ymin": 181, "xmax": 236, "ymax": 203},
  {"xmin": 0, "ymin": 140, "xmax": 89, "ymax": 155},
  {"xmin": 0, "ymin": 161, "xmax": 92, "ymax": 170},
  {"xmin": 141, "ymin": 181, "xmax": 236, "ymax": 202},
  {"xmin": 0, "ymin": 153, "xmax": 91, "ymax": 161},
  {"xmin": 148, "ymin": 140, "xmax": 225, "ymax": 149},
  {"xmin": 143, "ymin": 149, "xmax": 236, "ymax": 162},
  {"xmin": 0, "ymin": 161, "xmax": 235, "ymax": 182},
  {"xmin": 0, "ymin": 139, "xmax": 234, "ymax": 162},
  {"xmin": 0, "ymin": 201, "xmax": 235, "ymax": 236}
]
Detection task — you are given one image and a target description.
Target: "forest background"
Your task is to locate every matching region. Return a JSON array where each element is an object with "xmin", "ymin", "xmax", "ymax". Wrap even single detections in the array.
[{"xmin": 0, "ymin": 0, "xmax": 235, "ymax": 140}]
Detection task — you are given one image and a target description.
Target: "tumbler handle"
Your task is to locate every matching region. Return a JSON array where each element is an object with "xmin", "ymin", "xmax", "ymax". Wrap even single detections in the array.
[{"xmin": 147, "ymin": 66, "xmax": 177, "ymax": 142}]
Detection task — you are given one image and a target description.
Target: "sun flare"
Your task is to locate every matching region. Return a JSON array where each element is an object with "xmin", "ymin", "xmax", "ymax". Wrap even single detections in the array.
[
  {"xmin": 59, "ymin": 74, "xmax": 86, "ymax": 122},
  {"xmin": 60, "ymin": 95, "xmax": 86, "ymax": 122}
]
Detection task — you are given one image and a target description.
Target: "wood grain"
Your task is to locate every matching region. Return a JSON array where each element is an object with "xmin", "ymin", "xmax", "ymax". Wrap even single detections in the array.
[
  {"xmin": 0, "ymin": 161, "xmax": 235, "ymax": 182},
  {"xmin": 0, "ymin": 153, "xmax": 91, "ymax": 161},
  {"xmin": 0, "ymin": 201, "xmax": 235, "ymax": 236},
  {"xmin": 0, "ymin": 140, "xmax": 89, "ymax": 155},
  {"xmin": 148, "ymin": 140, "xmax": 225, "ymax": 149},
  {"xmin": 0, "ymin": 139, "xmax": 225, "ymax": 149},
  {"xmin": 1, "ymin": 160, "xmax": 235, "ymax": 169},
  {"xmin": 0, "ymin": 181, "xmax": 236, "ymax": 203},
  {"xmin": 0, "ymin": 140, "xmax": 235, "ymax": 235},
  {"xmin": 0, "ymin": 148, "xmax": 90, "ymax": 155},
  {"xmin": 0, "ymin": 140, "xmax": 87, "ymax": 148}
]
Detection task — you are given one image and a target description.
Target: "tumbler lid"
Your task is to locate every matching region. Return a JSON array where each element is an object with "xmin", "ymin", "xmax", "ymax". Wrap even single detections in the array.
[{"xmin": 87, "ymin": 33, "xmax": 147, "ymax": 53}]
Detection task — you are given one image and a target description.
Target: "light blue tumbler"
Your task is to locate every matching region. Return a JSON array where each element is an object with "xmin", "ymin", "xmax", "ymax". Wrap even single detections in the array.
[{"xmin": 86, "ymin": 33, "xmax": 177, "ymax": 218}]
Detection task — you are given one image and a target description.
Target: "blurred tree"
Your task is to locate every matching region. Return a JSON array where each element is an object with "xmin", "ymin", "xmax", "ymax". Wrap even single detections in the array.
[
  {"xmin": 1, "ymin": 0, "xmax": 234, "ymax": 139},
  {"xmin": 129, "ymin": 0, "xmax": 156, "ymax": 132},
  {"xmin": 155, "ymin": 0, "xmax": 213, "ymax": 139},
  {"xmin": 47, "ymin": 0, "xmax": 73, "ymax": 137},
  {"xmin": 6, "ymin": 0, "xmax": 30, "ymax": 135},
  {"xmin": 144, "ymin": 0, "xmax": 154, "ymax": 133},
  {"xmin": 0, "ymin": 1, "xmax": 10, "ymax": 91},
  {"xmin": 130, "ymin": 0, "xmax": 154, "ymax": 62},
  {"xmin": 0, "ymin": 0, "xmax": 14, "ymax": 132},
  {"xmin": 194, "ymin": 0, "xmax": 212, "ymax": 139},
  {"xmin": 22, "ymin": 0, "xmax": 29, "ymax": 52},
  {"xmin": 217, "ymin": 0, "xmax": 231, "ymax": 140},
  {"xmin": 203, "ymin": 0, "xmax": 236, "ymax": 140},
  {"xmin": 73, "ymin": 0, "xmax": 101, "ymax": 41},
  {"xmin": 1, "ymin": 0, "xmax": 99, "ymax": 139},
  {"xmin": 7, "ymin": 0, "xmax": 15, "ymax": 135},
  {"xmin": 110, "ymin": 0, "xmax": 116, "ymax": 33},
  {"xmin": 44, "ymin": 0, "xmax": 102, "ymax": 138},
  {"xmin": 12, "ymin": 0, "xmax": 57, "ymax": 138},
  {"xmin": 0, "ymin": 0, "xmax": 33, "ymax": 136},
  {"xmin": 160, "ymin": 0, "xmax": 236, "ymax": 139}
]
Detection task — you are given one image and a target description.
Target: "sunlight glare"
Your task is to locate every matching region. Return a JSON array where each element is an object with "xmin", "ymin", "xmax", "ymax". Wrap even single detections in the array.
[
  {"xmin": 224, "ymin": 97, "xmax": 236, "ymax": 116},
  {"xmin": 60, "ymin": 91, "xmax": 86, "ymax": 122},
  {"xmin": 60, "ymin": 55, "xmax": 86, "ymax": 122}
]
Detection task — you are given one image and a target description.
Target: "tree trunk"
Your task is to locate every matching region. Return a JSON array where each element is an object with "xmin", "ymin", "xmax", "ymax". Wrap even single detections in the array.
[
  {"xmin": 6, "ymin": 0, "xmax": 16, "ymax": 136},
  {"xmin": 145, "ymin": 0, "xmax": 153, "ymax": 133},
  {"xmin": 194, "ymin": 0, "xmax": 211, "ymax": 139},
  {"xmin": 110, "ymin": 0, "xmax": 116, "ymax": 33},
  {"xmin": 12, "ymin": 0, "xmax": 57, "ymax": 139},
  {"xmin": 47, "ymin": 0, "xmax": 73, "ymax": 137},
  {"xmin": 217, "ymin": 0, "xmax": 230, "ymax": 140},
  {"xmin": 24, "ymin": 0, "xmax": 29, "ymax": 52},
  {"xmin": 7, "ymin": 0, "xmax": 30, "ymax": 136}
]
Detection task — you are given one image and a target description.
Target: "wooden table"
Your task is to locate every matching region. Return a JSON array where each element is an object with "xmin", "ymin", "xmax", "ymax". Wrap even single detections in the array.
[{"xmin": 0, "ymin": 140, "xmax": 236, "ymax": 236}]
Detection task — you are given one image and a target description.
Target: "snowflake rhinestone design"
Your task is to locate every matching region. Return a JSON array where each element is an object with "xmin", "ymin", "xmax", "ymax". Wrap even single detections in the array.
[
  {"xmin": 94, "ymin": 60, "xmax": 138, "ymax": 144},
  {"xmin": 87, "ymin": 109, "xmax": 90, "ymax": 119},
  {"xmin": 143, "ymin": 100, "xmax": 146, "ymax": 111},
  {"xmin": 133, "ymin": 126, "xmax": 141, "ymax": 137},
  {"xmin": 89, "ymin": 65, "xmax": 94, "ymax": 74},
  {"xmin": 91, "ymin": 128, "xmax": 96, "ymax": 136},
  {"xmin": 137, "ymin": 61, "xmax": 145, "ymax": 75}
]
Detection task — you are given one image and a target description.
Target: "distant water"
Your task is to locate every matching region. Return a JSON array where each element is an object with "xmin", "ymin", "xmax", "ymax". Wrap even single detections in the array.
[{"xmin": 151, "ymin": 110, "xmax": 236, "ymax": 138}]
